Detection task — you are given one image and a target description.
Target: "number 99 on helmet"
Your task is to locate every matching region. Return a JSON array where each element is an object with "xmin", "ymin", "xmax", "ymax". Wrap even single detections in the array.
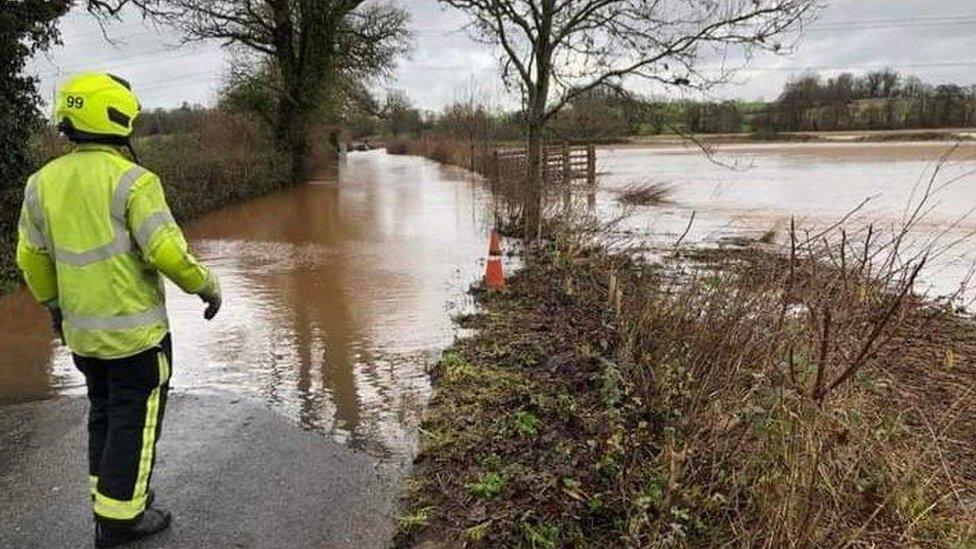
[{"xmin": 55, "ymin": 72, "xmax": 142, "ymax": 139}]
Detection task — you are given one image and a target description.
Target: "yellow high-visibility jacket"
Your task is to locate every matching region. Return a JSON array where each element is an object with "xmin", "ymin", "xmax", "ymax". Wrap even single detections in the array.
[{"xmin": 16, "ymin": 144, "xmax": 215, "ymax": 359}]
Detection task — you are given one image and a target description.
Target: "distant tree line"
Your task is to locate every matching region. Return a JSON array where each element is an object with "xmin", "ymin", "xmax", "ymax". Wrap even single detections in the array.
[
  {"xmin": 759, "ymin": 70, "xmax": 976, "ymax": 132},
  {"xmin": 568, "ymin": 70, "xmax": 976, "ymax": 135},
  {"xmin": 376, "ymin": 70, "xmax": 976, "ymax": 143},
  {"xmin": 134, "ymin": 103, "xmax": 208, "ymax": 136}
]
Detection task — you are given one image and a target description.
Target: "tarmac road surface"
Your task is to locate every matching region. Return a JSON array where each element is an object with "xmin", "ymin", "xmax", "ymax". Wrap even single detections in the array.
[{"xmin": 0, "ymin": 393, "xmax": 399, "ymax": 548}]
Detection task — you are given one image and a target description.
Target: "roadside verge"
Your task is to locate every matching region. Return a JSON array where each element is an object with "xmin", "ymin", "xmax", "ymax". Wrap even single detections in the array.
[{"xmin": 396, "ymin": 225, "xmax": 976, "ymax": 546}]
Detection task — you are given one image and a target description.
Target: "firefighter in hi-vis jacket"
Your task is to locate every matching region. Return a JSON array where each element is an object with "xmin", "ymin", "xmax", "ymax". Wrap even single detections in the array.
[{"xmin": 16, "ymin": 72, "xmax": 222, "ymax": 548}]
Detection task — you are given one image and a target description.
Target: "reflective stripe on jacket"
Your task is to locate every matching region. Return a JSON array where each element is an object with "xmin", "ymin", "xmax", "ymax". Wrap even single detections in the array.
[{"xmin": 16, "ymin": 144, "xmax": 213, "ymax": 359}]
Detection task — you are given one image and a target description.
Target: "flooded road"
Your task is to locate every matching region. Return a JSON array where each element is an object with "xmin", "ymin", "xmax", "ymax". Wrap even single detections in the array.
[
  {"xmin": 594, "ymin": 142, "xmax": 976, "ymax": 299},
  {"xmin": 5, "ymin": 141, "xmax": 976, "ymax": 461},
  {"xmin": 0, "ymin": 151, "xmax": 492, "ymax": 462}
]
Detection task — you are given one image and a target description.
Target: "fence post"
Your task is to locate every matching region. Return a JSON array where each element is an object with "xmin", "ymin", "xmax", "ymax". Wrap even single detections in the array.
[
  {"xmin": 586, "ymin": 143, "xmax": 596, "ymax": 186},
  {"xmin": 562, "ymin": 142, "xmax": 572, "ymax": 216},
  {"xmin": 586, "ymin": 144, "xmax": 597, "ymax": 213},
  {"xmin": 562, "ymin": 143, "xmax": 572, "ymax": 182},
  {"xmin": 541, "ymin": 145, "xmax": 548, "ymax": 184},
  {"xmin": 492, "ymin": 150, "xmax": 500, "ymax": 191}
]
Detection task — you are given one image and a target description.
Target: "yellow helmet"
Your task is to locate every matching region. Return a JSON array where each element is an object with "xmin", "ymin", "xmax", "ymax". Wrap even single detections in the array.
[{"xmin": 55, "ymin": 72, "xmax": 141, "ymax": 139}]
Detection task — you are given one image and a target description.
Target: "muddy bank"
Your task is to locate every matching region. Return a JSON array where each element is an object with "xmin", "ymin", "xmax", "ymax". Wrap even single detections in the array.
[
  {"xmin": 0, "ymin": 393, "xmax": 399, "ymax": 548},
  {"xmin": 384, "ymin": 130, "xmax": 976, "ymax": 178},
  {"xmin": 613, "ymin": 140, "xmax": 976, "ymax": 161},
  {"xmin": 397, "ymin": 232, "xmax": 976, "ymax": 546},
  {"xmin": 626, "ymin": 128, "xmax": 976, "ymax": 148}
]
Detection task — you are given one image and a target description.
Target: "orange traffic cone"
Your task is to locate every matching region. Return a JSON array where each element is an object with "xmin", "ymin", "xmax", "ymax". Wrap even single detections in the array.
[
  {"xmin": 485, "ymin": 257, "xmax": 505, "ymax": 289},
  {"xmin": 488, "ymin": 229, "xmax": 502, "ymax": 256},
  {"xmin": 484, "ymin": 230, "xmax": 505, "ymax": 289}
]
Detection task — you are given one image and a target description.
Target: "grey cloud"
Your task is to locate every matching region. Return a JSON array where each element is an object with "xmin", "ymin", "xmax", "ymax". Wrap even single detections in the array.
[{"xmin": 28, "ymin": 0, "xmax": 976, "ymax": 110}]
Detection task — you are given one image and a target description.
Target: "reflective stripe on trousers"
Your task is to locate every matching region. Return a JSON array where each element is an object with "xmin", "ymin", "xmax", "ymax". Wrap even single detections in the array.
[{"xmin": 80, "ymin": 337, "xmax": 172, "ymax": 523}]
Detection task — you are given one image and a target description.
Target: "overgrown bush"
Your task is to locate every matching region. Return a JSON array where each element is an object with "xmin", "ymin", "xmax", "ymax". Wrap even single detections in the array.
[
  {"xmin": 136, "ymin": 110, "xmax": 291, "ymax": 220},
  {"xmin": 617, "ymin": 183, "xmax": 674, "ymax": 206},
  {"xmin": 385, "ymin": 136, "xmax": 414, "ymax": 155},
  {"xmin": 611, "ymin": 232, "xmax": 960, "ymax": 546},
  {"xmin": 386, "ymin": 136, "xmax": 482, "ymax": 171},
  {"xmin": 0, "ymin": 1, "xmax": 69, "ymax": 291}
]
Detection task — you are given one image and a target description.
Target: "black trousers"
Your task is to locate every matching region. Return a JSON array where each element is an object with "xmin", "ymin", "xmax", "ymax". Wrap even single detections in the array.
[{"xmin": 73, "ymin": 334, "xmax": 172, "ymax": 526}]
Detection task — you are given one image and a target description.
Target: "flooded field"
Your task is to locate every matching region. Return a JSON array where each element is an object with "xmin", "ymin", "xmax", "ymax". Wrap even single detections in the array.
[
  {"xmin": 0, "ymin": 151, "xmax": 493, "ymax": 462},
  {"xmin": 594, "ymin": 142, "xmax": 976, "ymax": 299}
]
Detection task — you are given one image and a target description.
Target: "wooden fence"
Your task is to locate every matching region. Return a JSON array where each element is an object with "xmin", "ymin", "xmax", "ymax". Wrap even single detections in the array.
[{"xmin": 491, "ymin": 143, "xmax": 596, "ymax": 186}]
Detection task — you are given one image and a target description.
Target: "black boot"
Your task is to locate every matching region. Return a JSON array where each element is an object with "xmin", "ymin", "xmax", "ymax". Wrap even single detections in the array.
[{"xmin": 94, "ymin": 507, "xmax": 172, "ymax": 548}]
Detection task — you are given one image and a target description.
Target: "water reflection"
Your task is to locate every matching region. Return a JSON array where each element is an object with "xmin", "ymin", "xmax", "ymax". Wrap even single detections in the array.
[
  {"xmin": 0, "ymin": 291, "xmax": 59, "ymax": 403},
  {"xmin": 0, "ymin": 151, "xmax": 493, "ymax": 463}
]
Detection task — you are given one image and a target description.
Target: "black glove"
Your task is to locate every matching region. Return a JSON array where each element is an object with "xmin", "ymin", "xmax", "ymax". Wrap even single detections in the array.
[
  {"xmin": 45, "ymin": 303, "xmax": 65, "ymax": 344},
  {"xmin": 199, "ymin": 274, "xmax": 222, "ymax": 321}
]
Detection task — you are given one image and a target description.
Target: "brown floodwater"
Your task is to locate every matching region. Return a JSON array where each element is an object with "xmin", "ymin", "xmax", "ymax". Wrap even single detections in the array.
[
  {"xmin": 0, "ymin": 151, "xmax": 494, "ymax": 461},
  {"xmin": 6, "ymin": 142, "xmax": 976, "ymax": 460}
]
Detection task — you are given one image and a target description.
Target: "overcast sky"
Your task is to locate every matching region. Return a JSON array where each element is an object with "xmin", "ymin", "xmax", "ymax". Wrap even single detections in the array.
[{"xmin": 26, "ymin": 0, "xmax": 976, "ymax": 113}]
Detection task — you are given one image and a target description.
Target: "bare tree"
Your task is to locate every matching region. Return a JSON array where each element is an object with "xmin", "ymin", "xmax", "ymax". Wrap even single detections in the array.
[
  {"xmin": 176, "ymin": 1, "xmax": 408, "ymax": 178},
  {"xmin": 856, "ymin": 68, "xmax": 898, "ymax": 100},
  {"xmin": 91, "ymin": 0, "xmax": 410, "ymax": 180},
  {"xmin": 82, "ymin": 0, "xmax": 157, "ymax": 16},
  {"xmin": 441, "ymin": 0, "xmax": 819, "ymax": 238},
  {"xmin": 879, "ymin": 68, "xmax": 900, "ymax": 99},
  {"xmin": 382, "ymin": 89, "xmax": 423, "ymax": 136}
]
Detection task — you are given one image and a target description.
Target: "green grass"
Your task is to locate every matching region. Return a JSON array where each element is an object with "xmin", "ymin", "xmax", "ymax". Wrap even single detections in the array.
[
  {"xmin": 512, "ymin": 410, "xmax": 540, "ymax": 437},
  {"xmin": 466, "ymin": 471, "xmax": 505, "ymax": 499},
  {"xmin": 396, "ymin": 506, "xmax": 434, "ymax": 533},
  {"xmin": 522, "ymin": 520, "xmax": 559, "ymax": 548}
]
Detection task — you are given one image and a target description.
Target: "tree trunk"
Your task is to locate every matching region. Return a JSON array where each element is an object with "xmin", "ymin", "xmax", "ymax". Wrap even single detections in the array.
[
  {"xmin": 276, "ymin": 90, "xmax": 308, "ymax": 184},
  {"xmin": 269, "ymin": 1, "xmax": 308, "ymax": 183},
  {"xmin": 522, "ymin": 3, "xmax": 554, "ymax": 241},
  {"xmin": 523, "ymin": 69, "xmax": 551, "ymax": 241},
  {"xmin": 523, "ymin": 116, "xmax": 544, "ymax": 240}
]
